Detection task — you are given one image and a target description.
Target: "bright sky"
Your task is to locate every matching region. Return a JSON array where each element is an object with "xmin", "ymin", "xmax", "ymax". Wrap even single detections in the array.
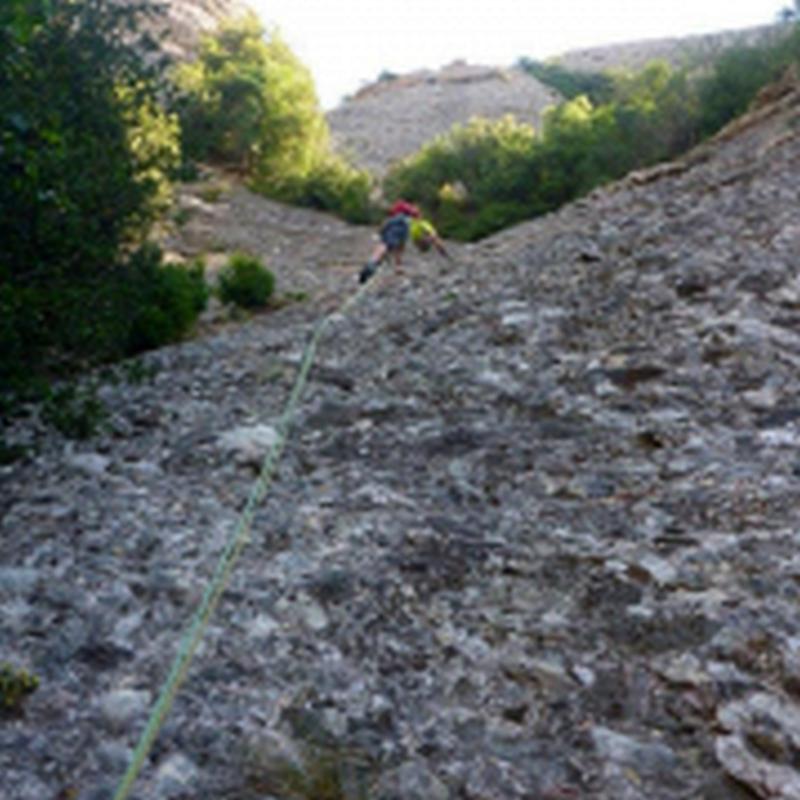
[{"xmin": 248, "ymin": 0, "xmax": 788, "ymax": 109}]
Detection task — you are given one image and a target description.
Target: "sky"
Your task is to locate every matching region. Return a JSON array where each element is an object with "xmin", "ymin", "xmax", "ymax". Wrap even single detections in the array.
[{"xmin": 247, "ymin": 0, "xmax": 789, "ymax": 109}]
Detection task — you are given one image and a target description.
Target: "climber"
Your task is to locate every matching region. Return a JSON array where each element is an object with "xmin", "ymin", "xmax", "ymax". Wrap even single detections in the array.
[{"xmin": 359, "ymin": 200, "xmax": 450, "ymax": 283}]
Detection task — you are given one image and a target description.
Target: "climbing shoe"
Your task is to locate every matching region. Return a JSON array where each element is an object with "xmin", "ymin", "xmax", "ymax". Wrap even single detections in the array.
[{"xmin": 359, "ymin": 261, "xmax": 377, "ymax": 284}]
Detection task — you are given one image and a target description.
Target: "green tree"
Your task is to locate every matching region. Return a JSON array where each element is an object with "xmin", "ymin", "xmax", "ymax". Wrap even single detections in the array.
[
  {"xmin": 601, "ymin": 61, "xmax": 700, "ymax": 166},
  {"xmin": 779, "ymin": 1, "xmax": 800, "ymax": 23},
  {"xmin": 385, "ymin": 25, "xmax": 800, "ymax": 244},
  {"xmin": 173, "ymin": 14, "xmax": 374, "ymax": 221},
  {"xmin": 385, "ymin": 116, "xmax": 538, "ymax": 239},
  {"xmin": 695, "ymin": 28, "xmax": 800, "ymax": 137},
  {"xmin": 0, "ymin": 0, "xmax": 191, "ymax": 399},
  {"xmin": 517, "ymin": 57, "xmax": 614, "ymax": 104},
  {"xmin": 174, "ymin": 14, "xmax": 327, "ymax": 179}
]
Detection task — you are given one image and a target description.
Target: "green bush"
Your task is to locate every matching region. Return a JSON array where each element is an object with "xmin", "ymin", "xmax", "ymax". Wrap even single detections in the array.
[
  {"xmin": 41, "ymin": 382, "xmax": 107, "ymax": 440},
  {"xmin": 696, "ymin": 27, "xmax": 800, "ymax": 137},
  {"xmin": 1, "ymin": 245, "xmax": 207, "ymax": 414},
  {"xmin": 517, "ymin": 57, "xmax": 614, "ymax": 103},
  {"xmin": 126, "ymin": 246, "xmax": 209, "ymax": 352},
  {"xmin": 218, "ymin": 253, "xmax": 275, "ymax": 309},
  {"xmin": 0, "ymin": 0, "xmax": 181, "ymax": 402},
  {"xmin": 270, "ymin": 153, "xmax": 376, "ymax": 224},
  {"xmin": 0, "ymin": 663, "xmax": 39, "ymax": 714},
  {"xmin": 384, "ymin": 116, "xmax": 538, "ymax": 240},
  {"xmin": 172, "ymin": 13, "xmax": 378, "ymax": 224}
]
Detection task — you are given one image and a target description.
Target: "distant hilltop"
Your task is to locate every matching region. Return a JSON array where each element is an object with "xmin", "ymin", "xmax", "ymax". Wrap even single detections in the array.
[
  {"xmin": 327, "ymin": 61, "xmax": 560, "ymax": 176},
  {"xmin": 326, "ymin": 23, "xmax": 787, "ymax": 176},
  {"xmin": 552, "ymin": 23, "xmax": 785, "ymax": 73}
]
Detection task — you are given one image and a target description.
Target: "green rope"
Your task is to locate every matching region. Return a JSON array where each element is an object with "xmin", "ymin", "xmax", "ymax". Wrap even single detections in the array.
[{"xmin": 112, "ymin": 278, "xmax": 373, "ymax": 800}]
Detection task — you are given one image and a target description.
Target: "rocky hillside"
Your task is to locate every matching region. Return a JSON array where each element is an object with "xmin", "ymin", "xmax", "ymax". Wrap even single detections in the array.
[
  {"xmin": 151, "ymin": 0, "xmax": 248, "ymax": 60},
  {"xmin": 3, "ymin": 70, "xmax": 800, "ymax": 800},
  {"xmin": 328, "ymin": 61, "xmax": 561, "ymax": 175},
  {"xmin": 326, "ymin": 24, "xmax": 788, "ymax": 178},
  {"xmin": 552, "ymin": 23, "xmax": 785, "ymax": 73}
]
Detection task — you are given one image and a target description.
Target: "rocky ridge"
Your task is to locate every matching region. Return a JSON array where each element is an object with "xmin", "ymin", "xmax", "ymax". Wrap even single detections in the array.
[
  {"xmin": 327, "ymin": 62, "xmax": 561, "ymax": 175},
  {"xmin": 2, "ymin": 73, "xmax": 800, "ymax": 800},
  {"xmin": 552, "ymin": 23, "xmax": 785, "ymax": 74},
  {"xmin": 326, "ymin": 23, "xmax": 787, "ymax": 178}
]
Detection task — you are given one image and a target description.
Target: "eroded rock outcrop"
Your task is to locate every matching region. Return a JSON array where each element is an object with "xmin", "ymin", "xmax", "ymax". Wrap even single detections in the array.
[
  {"xmin": 151, "ymin": 0, "xmax": 249, "ymax": 60},
  {"xmin": 328, "ymin": 61, "xmax": 560, "ymax": 175}
]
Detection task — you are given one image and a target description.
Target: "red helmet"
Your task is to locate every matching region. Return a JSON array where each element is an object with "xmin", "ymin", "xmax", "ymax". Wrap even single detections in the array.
[{"xmin": 389, "ymin": 200, "xmax": 421, "ymax": 218}]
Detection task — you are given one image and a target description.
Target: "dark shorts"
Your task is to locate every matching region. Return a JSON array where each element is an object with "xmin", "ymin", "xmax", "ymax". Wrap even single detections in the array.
[{"xmin": 380, "ymin": 215, "xmax": 410, "ymax": 251}]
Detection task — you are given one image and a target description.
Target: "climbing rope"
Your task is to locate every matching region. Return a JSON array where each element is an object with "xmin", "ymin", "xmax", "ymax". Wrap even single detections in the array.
[{"xmin": 112, "ymin": 276, "xmax": 375, "ymax": 800}]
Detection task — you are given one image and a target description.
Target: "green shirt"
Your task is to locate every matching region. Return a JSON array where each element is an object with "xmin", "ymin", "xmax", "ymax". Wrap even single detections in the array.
[{"xmin": 409, "ymin": 218, "xmax": 436, "ymax": 246}]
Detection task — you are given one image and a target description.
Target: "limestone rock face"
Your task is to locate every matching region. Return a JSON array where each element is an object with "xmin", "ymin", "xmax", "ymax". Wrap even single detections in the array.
[
  {"xmin": 327, "ymin": 61, "xmax": 561, "ymax": 175},
  {"xmin": 2, "ymin": 57, "xmax": 800, "ymax": 800},
  {"xmin": 150, "ymin": 0, "xmax": 249, "ymax": 60}
]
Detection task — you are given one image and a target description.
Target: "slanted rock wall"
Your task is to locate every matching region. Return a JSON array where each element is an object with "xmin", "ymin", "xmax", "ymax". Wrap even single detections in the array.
[{"xmin": 2, "ymin": 53, "xmax": 800, "ymax": 800}]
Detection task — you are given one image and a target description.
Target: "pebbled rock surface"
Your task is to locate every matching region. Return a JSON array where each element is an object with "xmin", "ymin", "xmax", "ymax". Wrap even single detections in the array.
[
  {"xmin": 157, "ymin": 169, "xmax": 380, "ymax": 307},
  {"xmin": 3, "ymin": 76, "xmax": 800, "ymax": 799}
]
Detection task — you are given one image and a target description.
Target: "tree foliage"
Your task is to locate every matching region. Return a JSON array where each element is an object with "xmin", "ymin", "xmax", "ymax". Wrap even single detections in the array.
[
  {"xmin": 217, "ymin": 252, "xmax": 275, "ymax": 309},
  {"xmin": 517, "ymin": 57, "xmax": 614, "ymax": 104},
  {"xmin": 695, "ymin": 27, "xmax": 800, "ymax": 136},
  {"xmin": 385, "ymin": 116, "xmax": 538, "ymax": 240},
  {"xmin": 386, "ymin": 24, "xmax": 800, "ymax": 242},
  {"xmin": 0, "ymin": 0, "xmax": 197, "ymax": 403},
  {"xmin": 173, "ymin": 13, "xmax": 374, "ymax": 222},
  {"xmin": 174, "ymin": 14, "xmax": 326, "ymax": 174}
]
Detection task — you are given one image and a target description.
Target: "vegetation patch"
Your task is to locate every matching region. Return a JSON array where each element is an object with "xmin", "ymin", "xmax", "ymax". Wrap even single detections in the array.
[
  {"xmin": 217, "ymin": 252, "xmax": 276, "ymax": 309},
  {"xmin": 0, "ymin": 663, "xmax": 39, "ymax": 716},
  {"xmin": 173, "ymin": 13, "xmax": 375, "ymax": 224},
  {"xmin": 0, "ymin": 0, "xmax": 191, "ymax": 404},
  {"xmin": 387, "ymin": 22, "xmax": 800, "ymax": 241},
  {"xmin": 238, "ymin": 740, "xmax": 375, "ymax": 800},
  {"xmin": 41, "ymin": 382, "xmax": 107, "ymax": 440}
]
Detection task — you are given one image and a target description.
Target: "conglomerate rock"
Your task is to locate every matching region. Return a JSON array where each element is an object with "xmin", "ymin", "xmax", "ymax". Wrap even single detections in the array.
[{"xmin": 2, "ymin": 72, "xmax": 800, "ymax": 800}]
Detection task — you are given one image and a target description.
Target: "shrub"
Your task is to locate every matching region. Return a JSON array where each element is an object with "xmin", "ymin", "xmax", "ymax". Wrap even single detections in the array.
[
  {"xmin": 0, "ymin": 663, "xmax": 39, "ymax": 714},
  {"xmin": 384, "ymin": 116, "xmax": 538, "ymax": 240},
  {"xmin": 172, "ymin": 14, "xmax": 378, "ymax": 224},
  {"xmin": 272, "ymin": 154, "xmax": 376, "ymax": 224},
  {"xmin": 41, "ymin": 382, "xmax": 107, "ymax": 440},
  {"xmin": 126, "ymin": 246, "xmax": 209, "ymax": 352},
  {"xmin": 517, "ymin": 57, "xmax": 614, "ymax": 103},
  {"xmin": 0, "ymin": 0, "xmax": 180, "ymax": 401},
  {"xmin": 696, "ymin": 27, "xmax": 800, "ymax": 137},
  {"xmin": 218, "ymin": 253, "xmax": 275, "ymax": 309}
]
